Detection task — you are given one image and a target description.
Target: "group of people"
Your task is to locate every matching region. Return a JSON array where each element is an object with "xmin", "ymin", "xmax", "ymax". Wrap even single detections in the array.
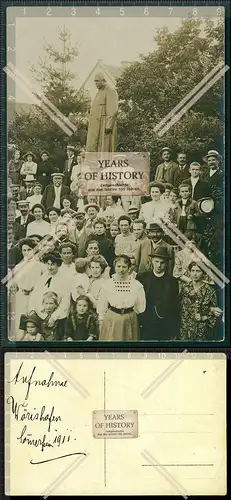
[{"xmin": 7, "ymin": 144, "xmax": 224, "ymax": 342}]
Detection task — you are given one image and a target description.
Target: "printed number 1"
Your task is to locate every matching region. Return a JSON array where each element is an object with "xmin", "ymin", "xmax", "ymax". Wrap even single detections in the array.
[{"xmin": 96, "ymin": 8, "xmax": 100, "ymax": 16}]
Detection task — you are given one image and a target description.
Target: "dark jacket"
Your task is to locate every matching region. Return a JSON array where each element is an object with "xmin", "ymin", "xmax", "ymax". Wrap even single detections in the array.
[
  {"xmin": 137, "ymin": 239, "xmax": 175, "ymax": 275},
  {"xmin": 183, "ymin": 177, "xmax": 211, "ymax": 201},
  {"xmin": 155, "ymin": 161, "xmax": 178, "ymax": 185},
  {"xmin": 15, "ymin": 214, "xmax": 35, "ymax": 239},
  {"xmin": 175, "ymin": 198, "xmax": 200, "ymax": 232},
  {"xmin": 86, "ymin": 234, "xmax": 115, "ymax": 267},
  {"xmin": 65, "ymin": 312, "xmax": 99, "ymax": 341},
  {"xmin": 62, "ymin": 156, "xmax": 77, "ymax": 186},
  {"xmin": 136, "ymin": 271, "xmax": 180, "ymax": 340},
  {"xmin": 36, "ymin": 160, "xmax": 59, "ymax": 189},
  {"xmin": 174, "ymin": 165, "xmax": 190, "ymax": 188},
  {"xmin": 41, "ymin": 184, "xmax": 70, "ymax": 211},
  {"xmin": 8, "ymin": 244, "xmax": 22, "ymax": 269}
]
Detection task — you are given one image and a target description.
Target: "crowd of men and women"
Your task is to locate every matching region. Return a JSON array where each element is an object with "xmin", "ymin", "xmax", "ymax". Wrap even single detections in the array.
[{"xmin": 7, "ymin": 145, "xmax": 224, "ymax": 342}]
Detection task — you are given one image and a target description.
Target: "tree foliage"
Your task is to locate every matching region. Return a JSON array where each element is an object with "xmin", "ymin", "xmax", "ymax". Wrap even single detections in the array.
[
  {"xmin": 8, "ymin": 26, "xmax": 90, "ymax": 165},
  {"xmin": 116, "ymin": 18, "xmax": 224, "ymax": 168}
]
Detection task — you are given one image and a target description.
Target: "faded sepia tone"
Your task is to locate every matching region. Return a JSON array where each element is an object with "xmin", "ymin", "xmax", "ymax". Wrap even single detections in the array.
[{"xmin": 5, "ymin": 6, "xmax": 226, "ymax": 343}]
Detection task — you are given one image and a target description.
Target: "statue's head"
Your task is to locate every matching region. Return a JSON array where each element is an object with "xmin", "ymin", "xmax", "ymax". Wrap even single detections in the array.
[{"xmin": 94, "ymin": 72, "xmax": 106, "ymax": 90}]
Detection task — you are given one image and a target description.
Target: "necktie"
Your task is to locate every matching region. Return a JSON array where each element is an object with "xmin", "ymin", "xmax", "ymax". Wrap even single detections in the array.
[
  {"xmin": 45, "ymin": 277, "xmax": 52, "ymax": 288},
  {"xmin": 181, "ymin": 202, "xmax": 187, "ymax": 216}
]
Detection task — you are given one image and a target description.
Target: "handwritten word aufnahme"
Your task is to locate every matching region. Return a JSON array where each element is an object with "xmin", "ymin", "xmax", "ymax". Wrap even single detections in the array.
[{"xmin": 7, "ymin": 362, "xmax": 68, "ymax": 401}]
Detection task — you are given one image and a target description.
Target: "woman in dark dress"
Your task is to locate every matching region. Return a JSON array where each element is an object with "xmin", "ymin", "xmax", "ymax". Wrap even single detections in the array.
[{"xmin": 180, "ymin": 261, "xmax": 218, "ymax": 341}]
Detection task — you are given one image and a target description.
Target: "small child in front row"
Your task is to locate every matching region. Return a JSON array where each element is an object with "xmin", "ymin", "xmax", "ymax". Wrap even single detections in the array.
[
  {"xmin": 19, "ymin": 313, "xmax": 44, "ymax": 341},
  {"xmin": 65, "ymin": 295, "xmax": 99, "ymax": 341},
  {"xmin": 38, "ymin": 291, "xmax": 64, "ymax": 341}
]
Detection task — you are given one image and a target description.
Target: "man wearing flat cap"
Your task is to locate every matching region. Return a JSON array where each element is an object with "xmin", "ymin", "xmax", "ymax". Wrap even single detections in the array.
[
  {"xmin": 136, "ymin": 246, "xmax": 180, "ymax": 341},
  {"xmin": 154, "ymin": 147, "xmax": 178, "ymax": 185},
  {"xmin": 41, "ymin": 172, "xmax": 71, "ymax": 211},
  {"xmin": 86, "ymin": 73, "xmax": 118, "ymax": 152}
]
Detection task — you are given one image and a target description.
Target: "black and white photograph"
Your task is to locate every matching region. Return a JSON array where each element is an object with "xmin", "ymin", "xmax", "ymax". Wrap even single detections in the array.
[{"xmin": 5, "ymin": 4, "xmax": 228, "ymax": 343}]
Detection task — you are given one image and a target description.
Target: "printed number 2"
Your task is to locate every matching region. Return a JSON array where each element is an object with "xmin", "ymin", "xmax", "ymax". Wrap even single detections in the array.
[
  {"xmin": 7, "ymin": 46, "xmax": 15, "ymax": 52},
  {"xmin": 47, "ymin": 7, "xmax": 51, "ymax": 16}
]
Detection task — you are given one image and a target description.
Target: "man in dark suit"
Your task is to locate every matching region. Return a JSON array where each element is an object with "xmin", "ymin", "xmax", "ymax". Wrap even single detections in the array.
[
  {"xmin": 202, "ymin": 150, "xmax": 223, "ymax": 190},
  {"xmin": 144, "ymin": 222, "xmax": 175, "ymax": 274},
  {"xmin": 41, "ymin": 173, "xmax": 70, "ymax": 211},
  {"xmin": 62, "ymin": 145, "xmax": 77, "ymax": 186},
  {"xmin": 136, "ymin": 246, "xmax": 180, "ymax": 341},
  {"xmin": 8, "ymin": 224, "xmax": 22, "ymax": 269},
  {"xmin": 183, "ymin": 162, "xmax": 211, "ymax": 201},
  {"xmin": 15, "ymin": 200, "xmax": 35, "ymax": 239},
  {"xmin": 36, "ymin": 150, "xmax": 59, "ymax": 191},
  {"xmin": 19, "ymin": 174, "xmax": 35, "ymax": 200},
  {"xmin": 174, "ymin": 152, "xmax": 190, "ymax": 188}
]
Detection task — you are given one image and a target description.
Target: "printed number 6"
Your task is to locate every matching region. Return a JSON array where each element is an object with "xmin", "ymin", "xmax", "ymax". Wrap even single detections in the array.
[{"xmin": 144, "ymin": 7, "xmax": 149, "ymax": 16}]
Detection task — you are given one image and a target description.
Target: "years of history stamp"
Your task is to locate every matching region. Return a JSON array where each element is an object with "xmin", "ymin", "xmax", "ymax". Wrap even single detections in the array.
[{"xmin": 92, "ymin": 410, "xmax": 138, "ymax": 438}]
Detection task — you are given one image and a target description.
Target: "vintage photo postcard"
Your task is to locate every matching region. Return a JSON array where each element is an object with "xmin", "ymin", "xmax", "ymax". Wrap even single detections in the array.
[
  {"xmin": 2, "ymin": 3, "xmax": 230, "ymax": 344},
  {"xmin": 4, "ymin": 351, "xmax": 226, "ymax": 495}
]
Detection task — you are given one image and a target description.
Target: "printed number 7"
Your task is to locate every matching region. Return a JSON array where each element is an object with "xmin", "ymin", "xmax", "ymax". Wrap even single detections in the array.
[{"xmin": 169, "ymin": 7, "xmax": 173, "ymax": 15}]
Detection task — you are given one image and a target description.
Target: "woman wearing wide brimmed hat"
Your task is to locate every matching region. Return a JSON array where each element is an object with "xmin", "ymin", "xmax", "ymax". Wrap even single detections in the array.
[
  {"xmin": 9, "ymin": 237, "xmax": 44, "ymax": 339},
  {"xmin": 97, "ymin": 255, "xmax": 146, "ymax": 342},
  {"xmin": 20, "ymin": 151, "xmax": 37, "ymax": 179}
]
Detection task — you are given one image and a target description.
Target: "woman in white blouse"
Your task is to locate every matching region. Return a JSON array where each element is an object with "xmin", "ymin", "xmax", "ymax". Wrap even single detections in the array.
[
  {"xmin": 46, "ymin": 206, "xmax": 61, "ymax": 235},
  {"xmin": 97, "ymin": 255, "xmax": 146, "ymax": 341},
  {"xmin": 26, "ymin": 183, "xmax": 43, "ymax": 209},
  {"xmin": 20, "ymin": 152, "xmax": 37, "ymax": 179},
  {"xmin": 9, "ymin": 238, "xmax": 44, "ymax": 338},
  {"xmin": 86, "ymin": 255, "xmax": 109, "ymax": 308},
  {"xmin": 26, "ymin": 203, "xmax": 50, "ymax": 237},
  {"xmin": 139, "ymin": 182, "xmax": 173, "ymax": 225}
]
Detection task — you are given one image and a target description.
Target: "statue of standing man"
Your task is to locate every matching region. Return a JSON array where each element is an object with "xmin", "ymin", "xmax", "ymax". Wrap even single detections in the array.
[{"xmin": 86, "ymin": 73, "xmax": 118, "ymax": 152}]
